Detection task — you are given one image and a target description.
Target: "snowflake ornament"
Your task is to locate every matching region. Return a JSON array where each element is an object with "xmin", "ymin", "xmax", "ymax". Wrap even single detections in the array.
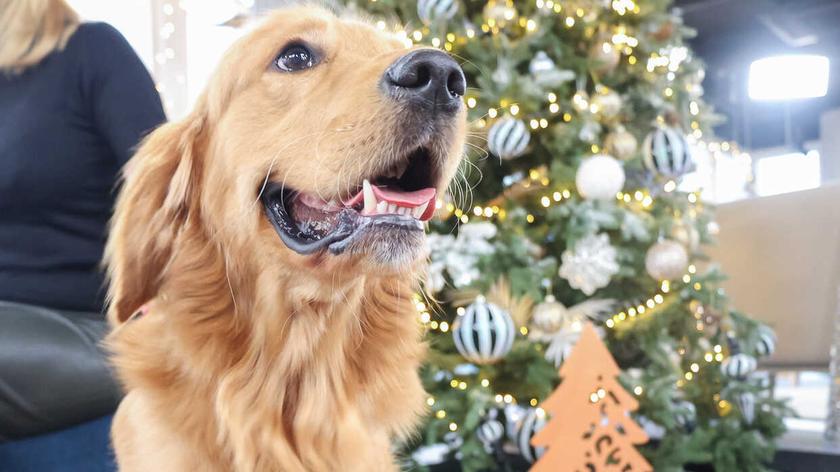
[{"xmin": 558, "ymin": 233, "xmax": 619, "ymax": 295}]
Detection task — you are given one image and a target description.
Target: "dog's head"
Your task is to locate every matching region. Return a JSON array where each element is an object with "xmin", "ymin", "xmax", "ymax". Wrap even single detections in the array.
[{"xmin": 106, "ymin": 7, "xmax": 467, "ymax": 322}]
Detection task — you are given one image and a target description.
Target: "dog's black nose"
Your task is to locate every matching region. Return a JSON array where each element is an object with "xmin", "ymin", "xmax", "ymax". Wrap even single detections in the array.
[{"xmin": 383, "ymin": 49, "xmax": 466, "ymax": 114}]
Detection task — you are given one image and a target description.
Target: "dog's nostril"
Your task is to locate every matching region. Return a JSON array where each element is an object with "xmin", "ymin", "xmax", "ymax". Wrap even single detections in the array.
[{"xmin": 446, "ymin": 69, "xmax": 466, "ymax": 97}]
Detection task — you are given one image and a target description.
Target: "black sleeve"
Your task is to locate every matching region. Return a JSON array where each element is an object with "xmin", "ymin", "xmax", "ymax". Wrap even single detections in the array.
[{"xmin": 79, "ymin": 23, "xmax": 167, "ymax": 166}]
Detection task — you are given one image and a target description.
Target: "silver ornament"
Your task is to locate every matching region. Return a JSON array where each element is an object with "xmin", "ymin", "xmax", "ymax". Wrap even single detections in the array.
[
  {"xmin": 673, "ymin": 400, "xmax": 697, "ymax": 431},
  {"xmin": 417, "ymin": 0, "xmax": 458, "ymax": 26},
  {"xmin": 516, "ymin": 407, "xmax": 547, "ymax": 463},
  {"xmin": 529, "ymin": 51, "xmax": 575, "ymax": 87},
  {"xmin": 591, "ymin": 87, "xmax": 622, "ymax": 118},
  {"xmin": 488, "ymin": 118, "xmax": 530, "ymax": 160},
  {"xmin": 734, "ymin": 391, "xmax": 756, "ymax": 424},
  {"xmin": 559, "ymin": 233, "xmax": 620, "ymax": 295},
  {"xmin": 721, "ymin": 353, "xmax": 757, "ymax": 380},
  {"xmin": 476, "ymin": 419, "xmax": 504, "ymax": 450},
  {"xmin": 605, "ymin": 126, "xmax": 637, "ymax": 160},
  {"xmin": 452, "ymin": 296, "xmax": 515, "ymax": 364},
  {"xmin": 755, "ymin": 325, "xmax": 776, "ymax": 357},
  {"xmin": 531, "ymin": 295, "xmax": 566, "ymax": 332},
  {"xmin": 645, "ymin": 240, "xmax": 688, "ymax": 281},
  {"xmin": 643, "ymin": 126, "xmax": 694, "ymax": 179},
  {"xmin": 576, "ymin": 154, "xmax": 626, "ymax": 201}
]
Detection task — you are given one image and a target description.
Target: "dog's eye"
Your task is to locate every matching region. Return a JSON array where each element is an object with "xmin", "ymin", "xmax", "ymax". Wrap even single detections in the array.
[{"xmin": 274, "ymin": 44, "xmax": 317, "ymax": 72}]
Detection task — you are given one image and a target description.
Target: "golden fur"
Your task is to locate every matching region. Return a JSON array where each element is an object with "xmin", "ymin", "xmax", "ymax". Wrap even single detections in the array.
[
  {"xmin": 105, "ymin": 6, "xmax": 466, "ymax": 471},
  {"xmin": 0, "ymin": 0, "xmax": 79, "ymax": 74}
]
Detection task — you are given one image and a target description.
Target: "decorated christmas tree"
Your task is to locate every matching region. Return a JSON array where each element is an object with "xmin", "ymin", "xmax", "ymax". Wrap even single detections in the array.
[{"xmin": 344, "ymin": 0, "xmax": 792, "ymax": 470}]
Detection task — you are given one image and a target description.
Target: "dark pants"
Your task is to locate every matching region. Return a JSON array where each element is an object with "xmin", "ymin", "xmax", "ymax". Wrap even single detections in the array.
[{"xmin": 0, "ymin": 301, "xmax": 122, "ymax": 441}]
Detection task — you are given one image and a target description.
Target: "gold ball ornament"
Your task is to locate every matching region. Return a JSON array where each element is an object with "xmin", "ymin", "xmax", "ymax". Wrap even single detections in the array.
[
  {"xmin": 590, "ymin": 87, "xmax": 622, "ymax": 118},
  {"xmin": 530, "ymin": 295, "xmax": 567, "ymax": 333},
  {"xmin": 604, "ymin": 126, "xmax": 637, "ymax": 160},
  {"xmin": 589, "ymin": 41, "xmax": 620, "ymax": 74},
  {"xmin": 671, "ymin": 219, "xmax": 700, "ymax": 252},
  {"xmin": 483, "ymin": 0, "xmax": 517, "ymax": 27},
  {"xmin": 645, "ymin": 240, "xmax": 689, "ymax": 281}
]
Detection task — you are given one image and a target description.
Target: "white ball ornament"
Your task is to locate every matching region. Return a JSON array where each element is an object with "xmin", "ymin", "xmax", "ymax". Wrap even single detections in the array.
[
  {"xmin": 452, "ymin": 296, "xmax": 515, "ymax": 365},
  {"xmin": 604, "ymin": 126, "xmax": 637, "ymax": 160},
  {"xmin": 576, "ymin": 154, "xmax": 626, "ymax": 201},
  {"xmin": 645, "ymin": 240, "xmax": 688, "ymax": 280},
  {"xmin": 417, "ymin": 0, "xmax": 458, "ymax": 25},
  {"xmin": 488, "ymin": 118, "xmax": 530, "ymax": 160},
  {"xmin": 643, "ymin": 126, "xmax": 694, "ymax": 179},
  {"xmin": 671, "ymin": 219, "xmax": 700, "ymax": 252}
]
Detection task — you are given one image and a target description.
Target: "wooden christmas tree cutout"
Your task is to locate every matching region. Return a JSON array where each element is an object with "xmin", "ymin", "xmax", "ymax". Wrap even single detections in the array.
[{"xmin": 531, "ymin": 322, "xmax": 652, "ymax": 471}]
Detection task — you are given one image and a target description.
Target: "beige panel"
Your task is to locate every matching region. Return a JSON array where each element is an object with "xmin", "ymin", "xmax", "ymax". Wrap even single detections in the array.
[{"xmin": 706, "ymin": 183, "xmax": 840, "ymax": 368}]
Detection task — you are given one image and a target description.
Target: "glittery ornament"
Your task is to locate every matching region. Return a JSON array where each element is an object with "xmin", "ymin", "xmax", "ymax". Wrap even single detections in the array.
[
  {"xmin": 576, "ymin": 154, "xmax": 626, "ymax": 201},
  {"xmin": 605, "ymin": 126, "xmax": 637, "ymax": 160},
  {"xmin": 559, "ymin": 233, "xmax": 620, "ymax": 295},
  {"xmin": 645, "ymin": 240, "xmax": 688, "ymax": 280}
]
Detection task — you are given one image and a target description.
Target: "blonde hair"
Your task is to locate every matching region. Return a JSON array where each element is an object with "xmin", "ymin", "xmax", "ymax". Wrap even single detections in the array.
[{"xmin": 0, "ymin": 0, "xmax": 80, "ymax": 73}]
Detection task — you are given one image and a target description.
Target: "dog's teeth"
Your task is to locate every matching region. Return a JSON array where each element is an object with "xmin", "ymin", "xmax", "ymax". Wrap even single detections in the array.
[
  {"xmin": 376, "ymin": 201, "xmax": 387, "ymax": 214},
  {"xmin": 412, "ymin": 204, "xmax": 426, "ymax": 218},
  {"xmin": 387, "ymin": 203, "xmax": 397, "ymax": 213},
  {"xmin": 400, "ymin": 207, "xmax": 410, "ymax": 215},
  {"xmin": 363, "ymin": 180, "xmax": 376, "ymax": 215}
]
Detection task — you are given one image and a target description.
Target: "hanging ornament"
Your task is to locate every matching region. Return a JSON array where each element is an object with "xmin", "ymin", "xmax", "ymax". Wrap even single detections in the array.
[
  {"xmin": 483, "ymin": 0, "xmax": 517, "ymax": 27},
  {"xmin": 452, "ymin": 296, "xmax": 515, "ymax": 364},
  {"xmin": 755, "ymin": 325, "xmax": 777, "ymax": 357},
  {"xmin": 530, "ymin": 295, "xmax": 566, "ymax": 333},
  {"xmin": 589, "ymin": 40, "xmax": 620, "ymax": 73},
  {"xmin": 529, "ymin": 297, "xmax": 614, "ymax": 367},
  {"xmin": 671, "ymin": 218, "xmax": 700, "ymax": 252},
  {"xmin": 476, "ymin": 419, "xmax": 504, "ymax": 451},
  {"xmin": 559, "ymin": 233, "xmax": 620, "ymax": 296},
  {"xmin": 576, "ymin": 154, "xmax": 626, "ymax": 201},
  {"xmin": 488, "ymin": 118, "xmax": 530, "ymax": 160},
  {"xmin": 645, "ymin": 239, "xmax": 688, "ymax": 281},
  {"xmin": 643, "ymin": 126, "xmax": 694, "ymax": 179},
  {"xmin": 516, "ymin": 407, "xmax": 547, "ymax": 463},
  {"xmin": 417, "ymin": 0, "xmax": 458, "ymax": 25},
  {"xmin": 491, "ymin": 57, "xmax": 514, "ymax": 87},
  {"xmin": 673, "ymin": 400, "xmax": 697, "ymax": 432},
  {"xmin": 721, "ymin": 353, "xmax": 757, "ymax": 380},
  {"xmin": 734, "ymin": 391, "xmax": 756, "ymax": 424},
  {"xmin": 529, "ymin": 51, "xmax": 575, "ymax": 88},
  {"xmin": 572, "ymin": 90, "xmax": 590, "ymax": 112},
  {"xmin": 590, "ymin": 86, "xmax": 622, "ymax": 118},
  {"xmin": 604, "ymin": 126, "xmax": 637, "ymax": 160}
]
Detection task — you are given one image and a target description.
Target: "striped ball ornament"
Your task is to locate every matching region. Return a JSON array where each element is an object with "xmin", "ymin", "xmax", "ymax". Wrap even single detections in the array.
[
  {"xmin": 642, "ymin": 126, "xmax": 693, "ymax": 178},
  {"xmin": 721, "ymin": 353, "xmax": 757, "ymax": 380},
  {"xmin": 755, "ymin": 326, "xmax": 777, "ymax": 357},
  {"xmin": 476, "ymin": 419, "xmax": 504, "ymax": 448},
  {"xmin": 417, "ymin": 0, "xmax": 458, "ymax": 25},
  {"xmin": 735, "ymin": 391, "xmax": 756, "ymax": 424},
  {"xmin": 488, "ymin": 118, "xmax": 530, "ymax": 160},
  {"xmin": 517, "ymin": 408, "xmax": 547, "ymax": 463},
  {"xmin": 673, "ymin": 400, "xmax": 697, "ymax": 432},
  {"xmin": 452, "ymin": 296, "xmax": 515, "ymax": 364}
]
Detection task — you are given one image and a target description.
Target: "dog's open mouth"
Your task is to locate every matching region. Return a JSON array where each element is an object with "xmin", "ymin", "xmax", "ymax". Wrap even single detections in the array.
[{"xmin": 261, "ymin": 147, "xmax": 439, "ymax": 256}]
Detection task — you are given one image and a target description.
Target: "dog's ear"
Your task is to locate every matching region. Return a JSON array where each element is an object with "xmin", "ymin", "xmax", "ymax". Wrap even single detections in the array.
[{"xmin": 105, "ymin": 105, "xmax": 206, "ymax": 325}]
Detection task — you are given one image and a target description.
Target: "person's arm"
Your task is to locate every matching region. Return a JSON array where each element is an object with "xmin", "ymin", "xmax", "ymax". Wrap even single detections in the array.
[{"xmin": 81, "ymin": 23, "xmax": 167, "ymax": 166}]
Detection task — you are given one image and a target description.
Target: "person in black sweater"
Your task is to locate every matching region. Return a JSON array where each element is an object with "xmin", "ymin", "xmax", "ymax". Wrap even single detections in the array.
[{"xmin": 0, "ymin": 0, "xmax": 166, "ymax": 439}]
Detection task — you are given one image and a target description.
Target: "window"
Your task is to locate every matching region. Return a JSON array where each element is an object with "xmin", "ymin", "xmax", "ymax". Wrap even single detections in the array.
[{"xmin": 755, "ymin": 151, "xmax": 821, "ymax": 197}]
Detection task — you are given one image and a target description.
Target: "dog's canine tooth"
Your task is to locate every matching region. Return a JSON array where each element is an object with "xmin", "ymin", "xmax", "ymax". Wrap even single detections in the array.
[
  {"xmin": 376, "ymin": 201, "xmax": 387, "ymax": 214},
  {"xmin": 363, "ymin": 180, "xmax": 376, "ymax": 214}
]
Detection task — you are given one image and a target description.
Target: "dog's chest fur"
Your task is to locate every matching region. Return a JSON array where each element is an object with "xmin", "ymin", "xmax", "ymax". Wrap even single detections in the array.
[{"xmin": 109, "ymin": 273, "xmax": 426, "ymax": 472}]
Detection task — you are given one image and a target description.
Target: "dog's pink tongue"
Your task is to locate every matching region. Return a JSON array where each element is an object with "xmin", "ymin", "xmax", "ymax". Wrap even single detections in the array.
[{"xmin": 371, "ymin": 186, "xmax": 435, "ymax": 207}]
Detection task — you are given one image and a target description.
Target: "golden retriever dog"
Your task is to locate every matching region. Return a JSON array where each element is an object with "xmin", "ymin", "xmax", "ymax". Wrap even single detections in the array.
[{"xmin": 105, "ymin": 6, "xmax": 466, "ymax": 471}]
